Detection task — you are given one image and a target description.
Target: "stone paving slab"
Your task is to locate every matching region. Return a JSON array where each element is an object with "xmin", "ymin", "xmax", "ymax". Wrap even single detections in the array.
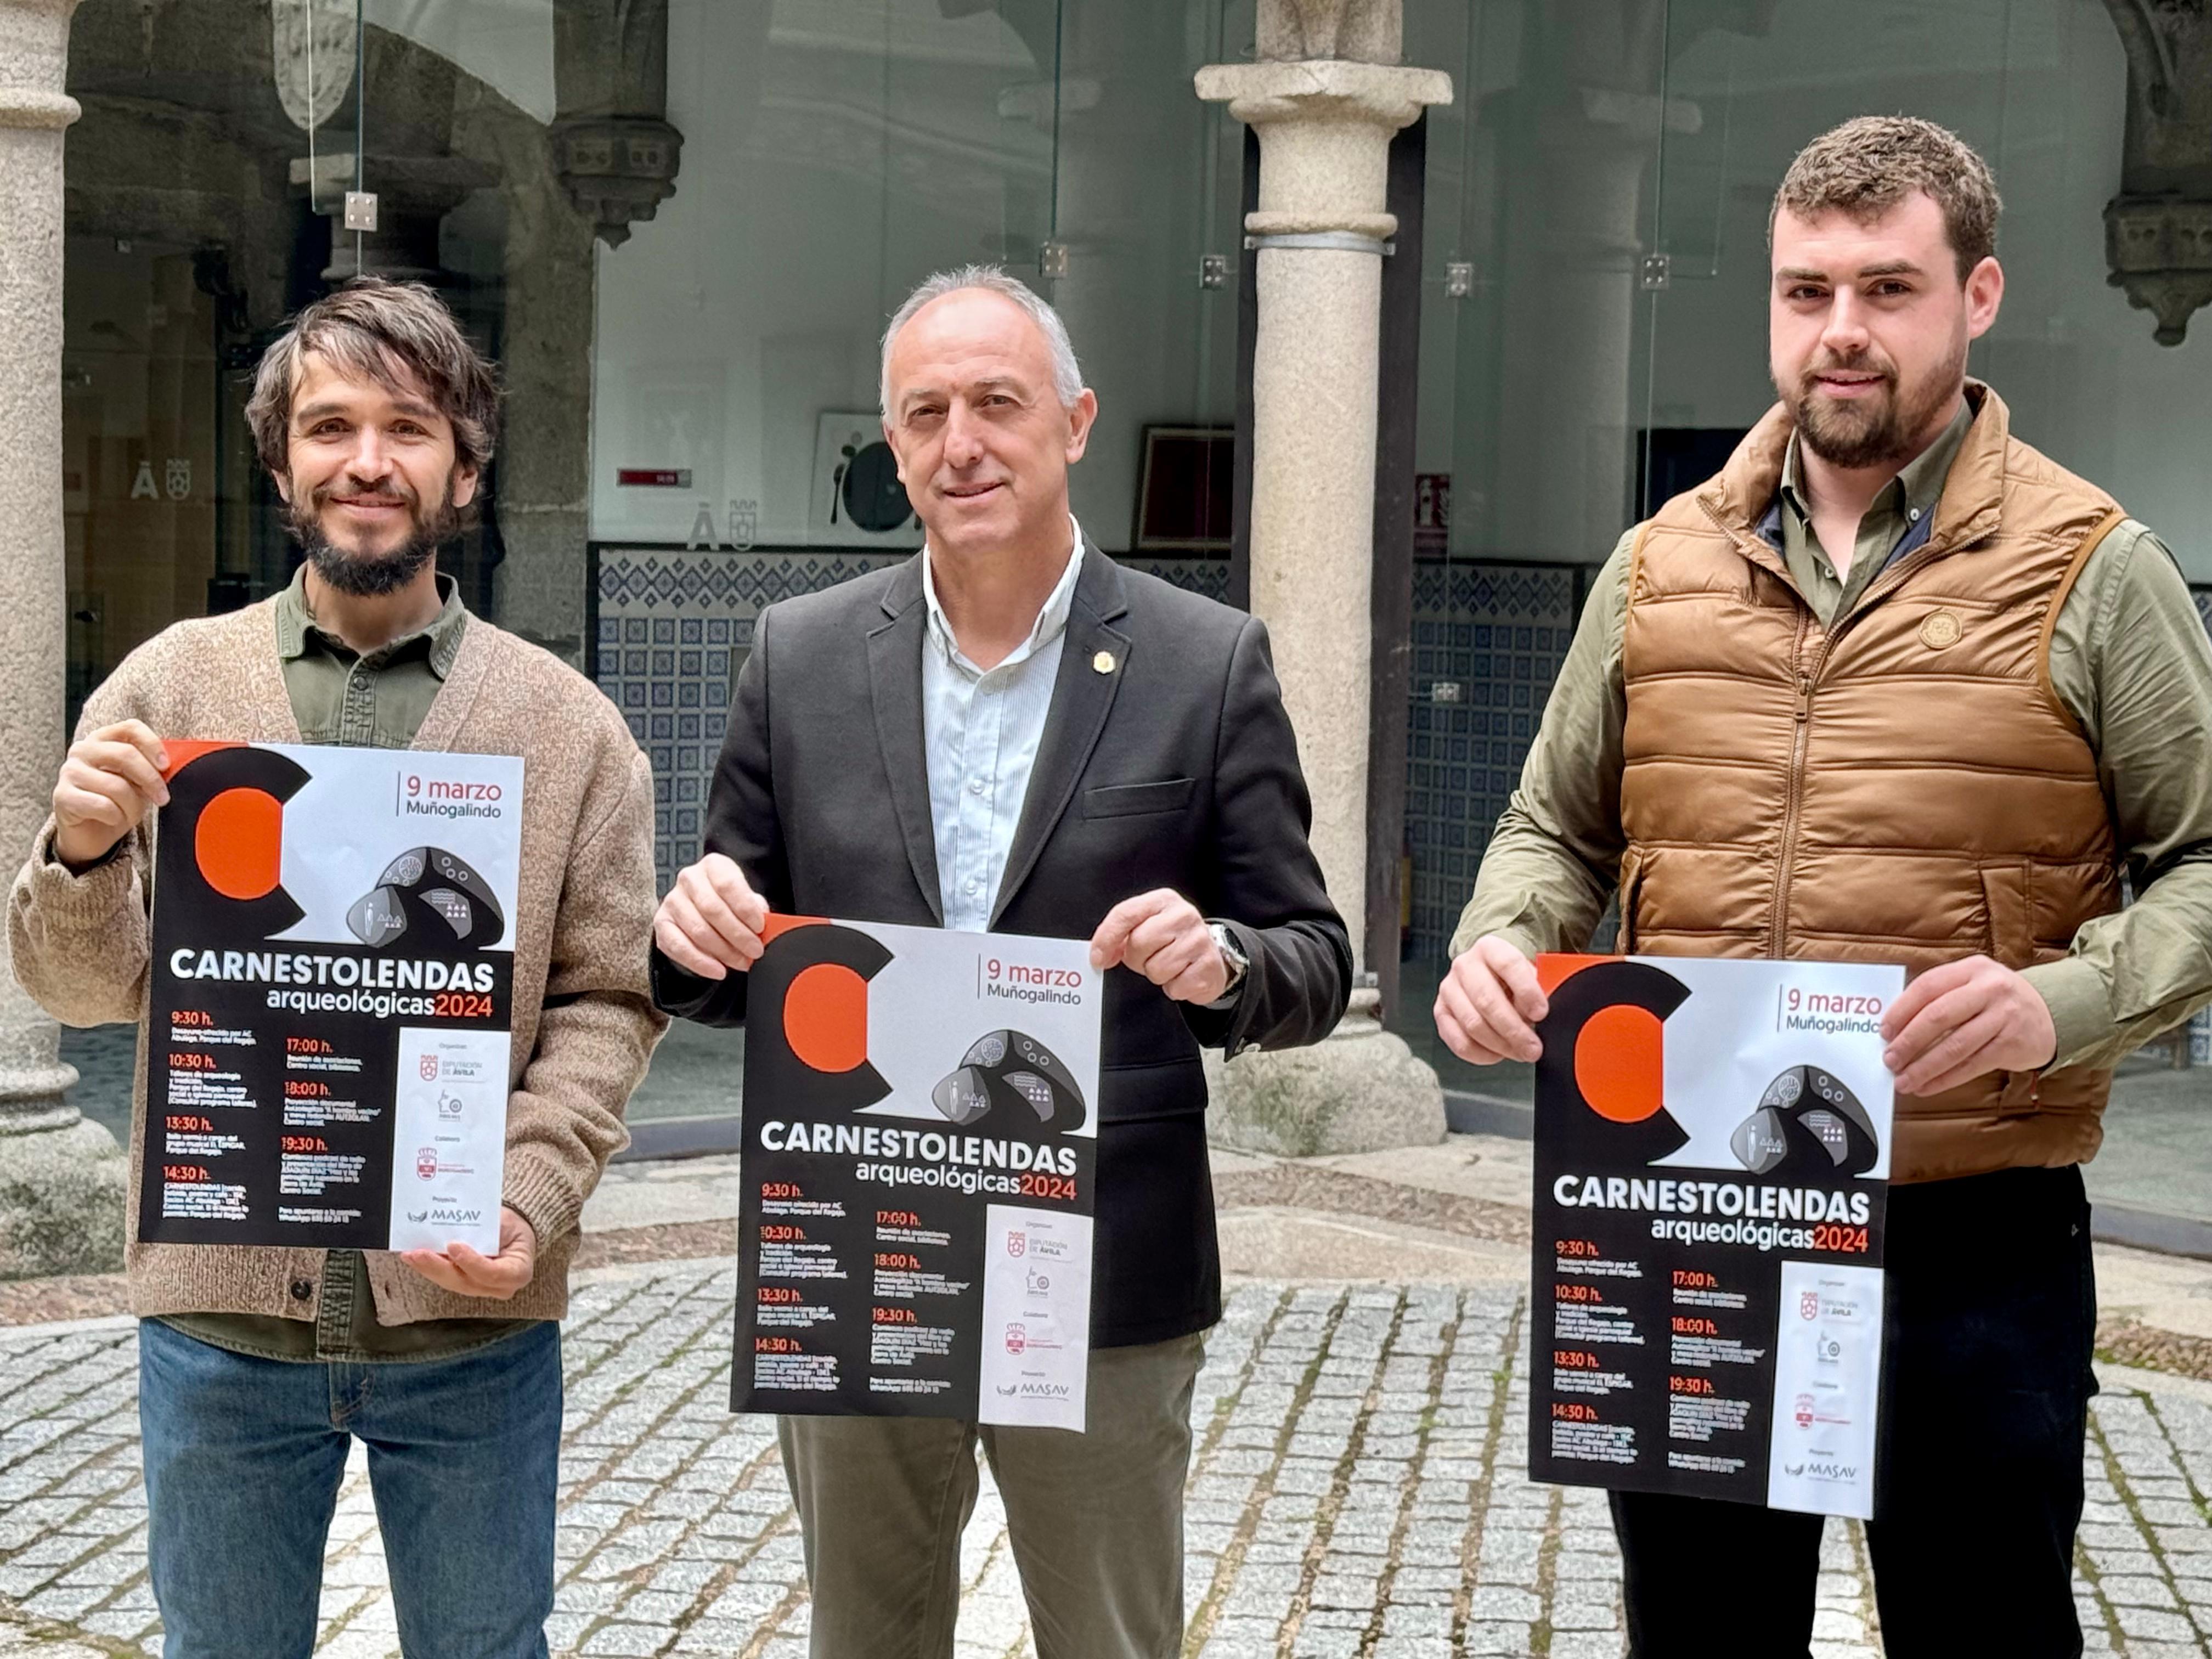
[{"xmin": 0, "ymin": 1267, "xmax": 2204, "ymax": 1656}]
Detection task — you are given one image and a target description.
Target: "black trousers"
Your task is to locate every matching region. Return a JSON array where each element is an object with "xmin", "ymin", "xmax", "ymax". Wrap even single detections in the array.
[{"xmin": 1610, "ymin": 1164, "xmax": 2097, "ymax": 1659}]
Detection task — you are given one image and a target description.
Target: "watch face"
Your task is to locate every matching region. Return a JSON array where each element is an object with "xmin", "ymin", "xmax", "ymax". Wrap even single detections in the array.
[
  {"xmin": 1211, "ymin": 926, "xmax": 1248, "ymax": 981},
  {"xmin": 1212, "ymin": 924, "xmax": 1248, "ymax": 1000}
]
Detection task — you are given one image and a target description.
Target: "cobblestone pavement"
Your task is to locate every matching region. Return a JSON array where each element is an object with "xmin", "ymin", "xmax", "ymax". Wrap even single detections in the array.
[{"xmin": 0, "ymin": 1266, "xmax": 2207, "ymax": 1657}]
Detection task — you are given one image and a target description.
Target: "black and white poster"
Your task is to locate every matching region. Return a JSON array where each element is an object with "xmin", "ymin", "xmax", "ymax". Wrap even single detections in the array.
[
  {"xmin": 143, "ymin": 742, "xmax": 522, "ymax": 1254},
  {"xmin": 1529, "ymin": 954, "xmax": 1901, "ymax": 1519},
  {"xmin": 732, "ymin": 918, "xmax": 1101, "ymax": 1430}
]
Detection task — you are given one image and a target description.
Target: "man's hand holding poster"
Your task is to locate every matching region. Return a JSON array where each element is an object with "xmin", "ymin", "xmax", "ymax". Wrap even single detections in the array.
[
  {"xmin": 733, "ymin": 918, "xmax": 1101, "ymax": 1431},
  {"xmin": 144, "ymin": 742, "xmax": 522, "ymax": 1255},
  {"xmin": 1530, "ymin": 955, "xmax": 1901, "ymax": 1519}
]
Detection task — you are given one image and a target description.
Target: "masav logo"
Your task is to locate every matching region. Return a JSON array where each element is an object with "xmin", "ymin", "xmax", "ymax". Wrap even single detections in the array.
[
  {"xmin": 159, "ymin": 743, "xmax": 311, "ymax": 939},
  {"xmin": 1785, "ymin": 1460, "xmax": 1859, "ymax": 1483},
  {"xmin": 1534, "ymin": 956, "xmax": 1692, "ymax": 1165}
]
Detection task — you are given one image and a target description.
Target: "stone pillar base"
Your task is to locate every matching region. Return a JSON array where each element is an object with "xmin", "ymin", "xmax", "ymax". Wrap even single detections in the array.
[
  {"xmin": 1205, "ymin": 990, "xmax": 1446, "ymax": 1158},
  {"xmin": 0, "ymin": 1110, "xmax": 125, "ymax": 1280}
]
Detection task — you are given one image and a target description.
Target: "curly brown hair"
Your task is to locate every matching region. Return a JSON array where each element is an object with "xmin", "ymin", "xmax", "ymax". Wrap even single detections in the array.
[
  {"xmin": 1771, "ymin": 116, "xmax": 2001, "ymax": 281},
  {"xmin": 245, "ymin": 278, "xmax": 501, "ymax": 479}
]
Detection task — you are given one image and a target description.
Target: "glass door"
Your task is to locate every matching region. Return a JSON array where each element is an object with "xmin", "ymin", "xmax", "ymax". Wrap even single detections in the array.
[
  {"xmin": 584, "ymin": 0, "xmax": 1251, "ymax": 1136},
  {"xmin": 1388, "ymin": 0, "xmax": 1668, "ymax": 1111},
  {"xmin": 1645, "ymin": 0, "xmax": 2212, "ymax": 1233}
]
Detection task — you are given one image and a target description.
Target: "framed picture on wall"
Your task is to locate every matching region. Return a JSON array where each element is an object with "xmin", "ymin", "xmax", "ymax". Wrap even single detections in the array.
[
  {"xmin": 810, "ymin": 411, "xmax": 922, "ymax": 547},
  {"xmin": 1132, "ymin": 425, "xmax": 1234, "ymax": 552}
]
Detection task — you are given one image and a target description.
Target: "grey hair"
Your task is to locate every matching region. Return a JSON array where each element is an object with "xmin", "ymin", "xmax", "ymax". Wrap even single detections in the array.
[{"xmin": 878, "ymin": 264, "xmax": 1085, "ymax": 419}]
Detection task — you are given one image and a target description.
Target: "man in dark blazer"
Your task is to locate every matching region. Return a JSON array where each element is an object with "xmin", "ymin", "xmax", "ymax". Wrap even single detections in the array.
[{"xmin": 651, "ymin": 265, "xmax": 1350, "ymax": 1659}]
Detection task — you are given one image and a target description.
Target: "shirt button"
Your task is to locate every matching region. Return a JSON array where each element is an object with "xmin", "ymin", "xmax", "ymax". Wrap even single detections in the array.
[
  {"xmin": 289, "ymin": 1278, "xmax": 314, "ymax": 1301},
  {"xmin": 1908, "ymin": 507, "xmax": 1922, "ymax": 522},
  {"xmin": 964, "ymin": 878, "xmax": 980, "ymax": 895},
  {"xmin": 969, "ymin": 778, "xmax": 986, "ymax": 795}
]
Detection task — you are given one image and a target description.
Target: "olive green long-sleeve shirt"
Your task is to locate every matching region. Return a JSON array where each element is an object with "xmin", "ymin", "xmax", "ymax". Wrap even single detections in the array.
[{"xmin": 1452, "ymin": 420, "xmax": 2212, "ymax": 1074}]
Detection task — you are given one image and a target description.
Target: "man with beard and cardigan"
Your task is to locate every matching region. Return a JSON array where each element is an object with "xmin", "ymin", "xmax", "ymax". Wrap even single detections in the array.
[
  {"xmin": 9, "ymin": 278, "xmax": 663, "ymax": 1659},
  {"xmin": 1436, "ymin": 117, "xmax": 2212, "ymax": 1657}
]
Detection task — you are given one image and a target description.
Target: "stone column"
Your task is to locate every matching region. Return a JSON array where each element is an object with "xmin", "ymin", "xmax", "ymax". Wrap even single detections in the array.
[
  {"xmin": 1194, "ymin": 0, "xmax": 1450, "ymax": 1156},
  {"xmin": 0, "ymin": 0, "xmax": 126, "ymax": 1276}
]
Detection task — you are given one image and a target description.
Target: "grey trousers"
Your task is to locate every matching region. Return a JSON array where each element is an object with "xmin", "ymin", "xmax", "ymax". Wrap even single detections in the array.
[{"xmin": 778, "ymin": 1333, "xmax": 1206, "ymax": 1659}]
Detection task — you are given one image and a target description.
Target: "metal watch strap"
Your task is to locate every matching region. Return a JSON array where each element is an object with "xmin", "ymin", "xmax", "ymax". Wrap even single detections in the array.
[{"xmin": 1207, "ymin": 921, "xmax": 1249, "ymax": 996}]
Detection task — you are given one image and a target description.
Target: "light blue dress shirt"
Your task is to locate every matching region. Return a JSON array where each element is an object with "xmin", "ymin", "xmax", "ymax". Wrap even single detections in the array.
[{"xmin": 921, "ymin": 521, "xmax": 1086, "ymax": 932}]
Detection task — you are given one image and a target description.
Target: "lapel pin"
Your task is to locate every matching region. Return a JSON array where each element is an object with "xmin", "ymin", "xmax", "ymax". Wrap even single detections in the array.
[{"xmin": 1092, "ymin": 650, "xmax": 1116, "ymax": 675}]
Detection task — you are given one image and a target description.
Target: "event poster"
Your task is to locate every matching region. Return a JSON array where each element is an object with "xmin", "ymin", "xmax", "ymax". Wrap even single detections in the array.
[
  {"xmin": 142, "ymin": 742, "xmax": 523, "ymax": 1255},
  {"xmin": 1528, "ymin": 954, "xmax": 1901, "ymax": 1519},
  {"xmin": 732, "ymin": 918, "xmax": 1102, "ymax": 1431}
]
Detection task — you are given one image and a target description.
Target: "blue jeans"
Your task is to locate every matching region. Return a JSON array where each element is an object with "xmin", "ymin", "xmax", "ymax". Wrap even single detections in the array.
[{"xmin": 138, "ymin": 1317, "xmax": 562, "ymax": 1659}]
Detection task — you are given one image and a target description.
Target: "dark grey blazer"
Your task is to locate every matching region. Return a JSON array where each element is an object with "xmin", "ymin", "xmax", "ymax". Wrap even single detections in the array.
[{"xmin": 652, "ymin": 544, "xmax": 1351, "ymax": 1346}]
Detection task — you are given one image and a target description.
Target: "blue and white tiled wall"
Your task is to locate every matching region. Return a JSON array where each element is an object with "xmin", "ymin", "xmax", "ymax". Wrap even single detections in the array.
[
  {"xmin": 593, "ymin": 548, "xmax": 1232, "ymax": 891},
  {"xmin": 1120, "ymin": 557, "xmax": 1233, "ymax": 604},
  {"xmin": 596, "ymin": 549, "xmax": 2212, "ymax": 1063},
  {"xmin": 1404, "ymin": 562, "xmax": 1583, "ymax": 962},
  {"xmin": 594, "ymin": 549, "xmax": 907, "ymax": 890}
]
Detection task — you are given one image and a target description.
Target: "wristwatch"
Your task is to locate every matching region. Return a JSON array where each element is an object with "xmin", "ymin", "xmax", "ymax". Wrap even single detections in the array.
[{"xmin": 1207, "ymin": 921, "xmax": 1250, "ymax": 1001}]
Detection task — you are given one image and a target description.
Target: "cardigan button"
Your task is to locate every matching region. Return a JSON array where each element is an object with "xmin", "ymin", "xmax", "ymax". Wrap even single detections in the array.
[{"xmin": 288, "ymin": 1278, "xmax": 314, "ymax": 1301}]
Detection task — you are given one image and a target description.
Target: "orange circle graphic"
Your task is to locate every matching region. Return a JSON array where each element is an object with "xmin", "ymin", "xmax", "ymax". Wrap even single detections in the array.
[
  {"xmin": 194, "ymin": 788, "xmax": 285, "ymax": 901},
  {"xmin": 784, "ymin": 963, "xmax": 869, "ymax": 1074},
  {"xmin": 1574, "ymin": 1004, "xmax": 1666, "ymax": 1124}
]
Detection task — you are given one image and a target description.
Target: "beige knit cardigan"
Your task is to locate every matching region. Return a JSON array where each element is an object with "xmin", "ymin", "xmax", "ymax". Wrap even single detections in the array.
[{"xmin": 8, "ymin": 597, "xmax": 665, "ymax": 1324}]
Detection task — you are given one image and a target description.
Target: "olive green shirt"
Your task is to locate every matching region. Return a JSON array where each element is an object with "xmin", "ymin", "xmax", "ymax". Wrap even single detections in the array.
[
  {"xmin": 1453, "ymin": 413, "xmax": 2212, "ymax": 1075},
  {"xmin": 162, "ymin": 563, "xmax": 538, "ymax": 1362},
  {"xmin": 1779, "ymin": 398, "xmax": 1975, "ymax": 617}
]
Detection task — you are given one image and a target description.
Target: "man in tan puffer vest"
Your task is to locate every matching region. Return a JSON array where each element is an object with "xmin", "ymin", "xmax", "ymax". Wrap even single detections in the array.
[{"xmin": 1437, "ymin": 117, "xmax": 2212, "ymax": 1659}]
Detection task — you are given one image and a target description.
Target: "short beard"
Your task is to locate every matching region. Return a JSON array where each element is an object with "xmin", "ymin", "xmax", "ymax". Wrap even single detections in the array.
[
  {"xmin": 1787, "ymin": 336, "xmax": 1965, "ymax": 471},
  {"xmin": 289, "ymin": 482, "xmax": 458, "ymax": 596}
]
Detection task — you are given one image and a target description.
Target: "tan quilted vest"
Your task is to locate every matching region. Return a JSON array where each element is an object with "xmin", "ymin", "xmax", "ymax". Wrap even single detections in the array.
[{"xmin": 1621, "ymin": 385, "xmax": 2126, "ymax": 1183}]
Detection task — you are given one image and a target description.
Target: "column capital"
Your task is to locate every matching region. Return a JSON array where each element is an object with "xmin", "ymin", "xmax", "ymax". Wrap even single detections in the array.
[
  {"xmin": 0, "ymin": 0, "xmax": 82, "ymax": 28},
  {"xmin": 0, "ymin": 0, "xmax": 82, "ymax": 126},
  {"xmin": 0, "ymin": 87, "xmax": 74, "ymax": 129},
  {"xmin": 1195, "ymin": 58, "xmax": 1451, "ymax": 135},
  {"xmin": 1197, "ymin": 59, "xmax": 1451, "ymax": 240}
]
